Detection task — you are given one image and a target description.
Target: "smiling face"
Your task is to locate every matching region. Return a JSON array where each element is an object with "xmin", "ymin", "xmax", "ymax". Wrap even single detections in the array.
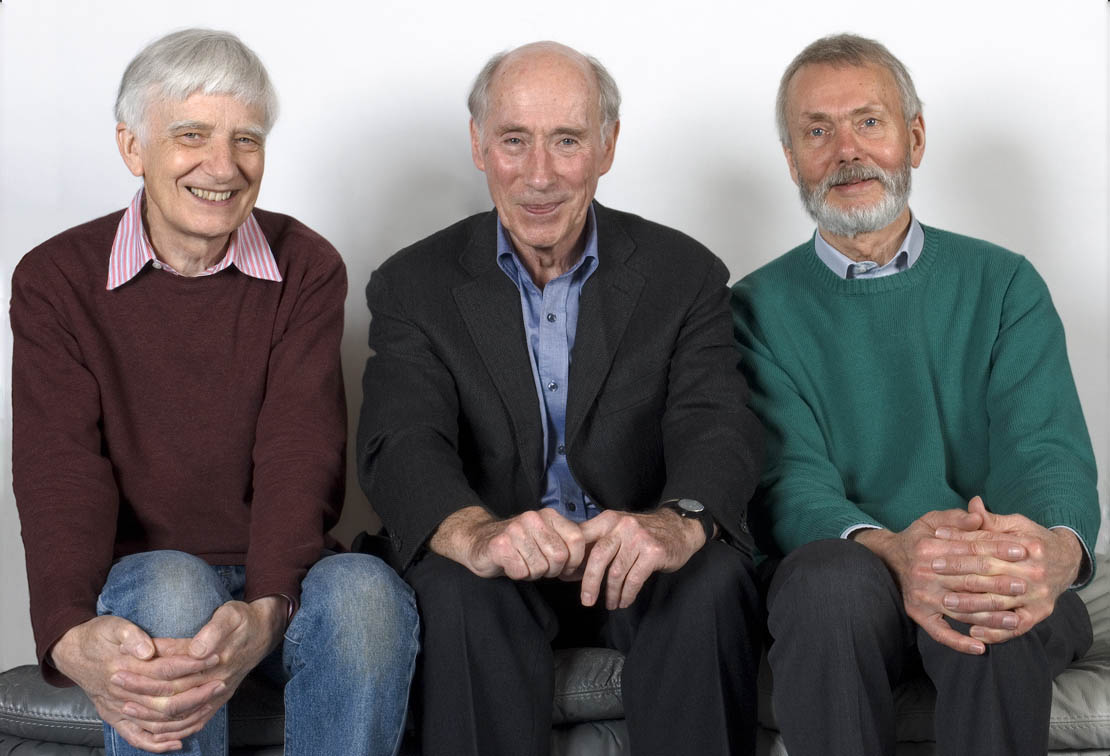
[
  {"xmin": 116, "ymin": 92, "xmax": 266, "ymax": 261},
  {"xmin": 471, "ymin": 46, "xmax": 618, "ymax": 263},
  {"xmin": 782, "ymin": 62, "xmax": 925, "ymax": 240}
]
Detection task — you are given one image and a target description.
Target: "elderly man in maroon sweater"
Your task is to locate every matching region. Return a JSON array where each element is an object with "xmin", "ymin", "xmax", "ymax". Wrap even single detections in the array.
[{"xmin": 10, "ymin": 29, "xmax": 418, "ymax": 756}]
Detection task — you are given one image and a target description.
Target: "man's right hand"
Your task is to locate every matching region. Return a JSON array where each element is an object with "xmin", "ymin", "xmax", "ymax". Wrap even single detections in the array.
[
  {"xmin": 429, "ymin": 506, "xmax": 586, "ymax": 580},
  {"xmin": 50, "ymin": 616, "xmax": 221, "ymax": 752},
  {"xmin": 853, "ymin": 508, "xmax": 1029, "ymax": 656}
]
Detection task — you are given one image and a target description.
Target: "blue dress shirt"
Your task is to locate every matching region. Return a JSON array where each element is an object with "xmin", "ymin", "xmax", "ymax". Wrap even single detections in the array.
[{"xmin": 497, "ymin": 206, "xmax": 599, "ymax": 522}]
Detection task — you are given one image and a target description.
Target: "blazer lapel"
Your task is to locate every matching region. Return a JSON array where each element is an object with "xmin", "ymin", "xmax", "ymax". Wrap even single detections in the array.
[
  {"xmin": 566, "ymin": 205, "xmax": 645, "ymax": 447},
  {"xmin": 452, "ymin": 212, "xmax": 544, "ymax": 497}
]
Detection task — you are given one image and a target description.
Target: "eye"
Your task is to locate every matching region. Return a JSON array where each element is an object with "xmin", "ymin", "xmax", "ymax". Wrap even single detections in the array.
[
  {"xmin": 809, "ymin": 127, "xmax": 826, "ymax": 137},
  {"xmin": 862, "ymin": 118, "xmax": 878, "ymax": 127},
  {"xmin": 504, "ymin": 137, "xmax": 522, "ymax": 145},
  {"xmin": 560, "ymin": 137, "xmax": 578, "ymax": 146}
]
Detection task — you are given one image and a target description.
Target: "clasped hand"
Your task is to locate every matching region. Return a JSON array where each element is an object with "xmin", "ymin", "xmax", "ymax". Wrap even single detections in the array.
[
  {"xmin": 859, "ymin": 496, "xmax": 1081, "ymax": 656},
  {"xmin": 441, "ymin": 506, "xmax": 706, "ymax": 611},
  {"xmin": 51, "ymin": 596, "xmax": 285, "ymax": 752}
]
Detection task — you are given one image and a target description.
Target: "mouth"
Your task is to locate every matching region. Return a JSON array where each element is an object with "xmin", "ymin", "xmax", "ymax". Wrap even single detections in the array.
[
  {"xmin": 188, "ymin": 187, "xmax": 236, "ymax": 202},
  {"xmin": 520, "ymin": 202, "xmax": 562, "ymax": 216}
]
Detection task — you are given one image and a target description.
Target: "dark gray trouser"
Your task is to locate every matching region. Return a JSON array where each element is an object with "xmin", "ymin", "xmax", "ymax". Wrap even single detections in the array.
[
  {"xmin": 764, "ymin": 538, "xmax": 1093, "ymax": 756},
  {"xmin": 407, "ymin": 540, "xmax": 763, "ymax": 756}
]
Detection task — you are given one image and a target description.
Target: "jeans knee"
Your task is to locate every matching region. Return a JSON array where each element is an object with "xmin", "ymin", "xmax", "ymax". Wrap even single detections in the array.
[
  {"xmin": 291, "ymin": 554, "xmax": 418, "ymax": 673},
  {"xmin": 97, "ymin": 551, "xmax": 225, "ymax": 638}
]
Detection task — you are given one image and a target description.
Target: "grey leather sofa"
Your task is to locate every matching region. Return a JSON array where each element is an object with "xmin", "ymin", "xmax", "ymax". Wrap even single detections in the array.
[
  {"xmin": 0, "ymin": 646, "xmax": 628, "ymax": 756},
  {"xmin": 3, "ymin": 556, "xmax": 1108, "ymax": 755}
]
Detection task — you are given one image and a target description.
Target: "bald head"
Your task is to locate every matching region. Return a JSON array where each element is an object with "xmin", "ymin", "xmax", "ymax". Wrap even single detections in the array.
[{"xmin": 468, "ymin": 41, "xmax": 621, "ymax": 144}]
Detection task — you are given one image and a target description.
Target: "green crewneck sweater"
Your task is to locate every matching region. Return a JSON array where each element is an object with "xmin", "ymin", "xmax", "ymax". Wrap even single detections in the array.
[{"xmin": 731, "ymin": 226, "xmax": 1099, "ymax": 580}]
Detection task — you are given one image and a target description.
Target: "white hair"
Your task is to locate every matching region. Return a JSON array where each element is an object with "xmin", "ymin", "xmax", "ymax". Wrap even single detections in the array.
[{"xmin": 115, "ymin": 28, "xmax": 278, "ymax": 141}]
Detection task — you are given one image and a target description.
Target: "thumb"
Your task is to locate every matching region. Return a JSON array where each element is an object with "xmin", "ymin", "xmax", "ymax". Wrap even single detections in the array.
[
  {"xmin": 189, "ymin": 602, "xmax": 241, "ymax": 658},
  {"xmin": 114, "ymin": 619, "xmax": 155, "ymax": 660},
  {"xmin": 968, "ymin": 496, "xmax": 995, "ymax": 528}
]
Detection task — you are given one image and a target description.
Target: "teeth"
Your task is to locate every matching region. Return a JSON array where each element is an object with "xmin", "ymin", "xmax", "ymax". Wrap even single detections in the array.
[{"xmin": 189, "ymin": 188, "xmax": 233, "ymax": 201}]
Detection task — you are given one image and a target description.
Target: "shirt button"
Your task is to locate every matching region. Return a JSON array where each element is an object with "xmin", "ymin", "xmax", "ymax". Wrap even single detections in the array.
[
  {"xmin": 566, "ymin": 502, "xmax": 577, "ymax": 512},
  {"xmin": 151, "ymin": 261, "xmax": 163, "ymax": 270},
  {"xmin": 547, "ymin": 381, "xmax": 558, "ymax": 392},
  {"xmin": 557, "ymin": 445, "xmax": 566, "ymax": 455},
  {"xmin": 546, "ymin": 313, "xmax": 556, "ymax": 323}
]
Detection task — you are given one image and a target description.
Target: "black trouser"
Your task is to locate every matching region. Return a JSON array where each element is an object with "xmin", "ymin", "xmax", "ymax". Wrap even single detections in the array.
[
  {"xmin": 407, "ymin": 540, "xmax": 762, "ymax": 756},
  {"xmin": 764, "ymin": 538, "xmax": 1093, "ymax": 756}
]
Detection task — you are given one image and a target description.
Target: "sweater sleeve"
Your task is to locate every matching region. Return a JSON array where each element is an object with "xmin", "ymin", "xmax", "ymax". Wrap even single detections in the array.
[
  {"xmin": 245, "ymin": 240, "xmax": 347, "ymax": 609},
  {"xmin": 731, "ymin": 279, "xmax": 882, "ymax": 556},
  {"xmin": 11, "ymin": 253, "xmax": 119, "ymax": 686},
  {"xmin": 982, "ymin": 259, "xmax": 1100, "ymax": 585}
]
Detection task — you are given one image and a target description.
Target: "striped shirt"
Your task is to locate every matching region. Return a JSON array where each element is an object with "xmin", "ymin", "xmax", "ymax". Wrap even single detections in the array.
[{"xmin": 106, "ymin": 188, "xmax": 282, "ymax": 290}]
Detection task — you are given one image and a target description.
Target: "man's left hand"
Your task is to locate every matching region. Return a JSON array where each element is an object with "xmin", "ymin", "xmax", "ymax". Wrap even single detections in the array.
[
  {"xmin": 110, "ymin": 596, "xmax": 287, "ymax": 738},
  {"xmin": 933, "ymin": 496, "xmax": 1082, "ymax": 643},
  {"xmin": 577, "ymin": 508, "xmax": 705, "ymax": 610}
]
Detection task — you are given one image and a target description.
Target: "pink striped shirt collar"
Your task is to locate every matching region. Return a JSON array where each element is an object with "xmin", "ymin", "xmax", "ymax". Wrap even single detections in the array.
[{"xmin": 106, "ymin": 188, "xmax": 282, "ymax": 290}]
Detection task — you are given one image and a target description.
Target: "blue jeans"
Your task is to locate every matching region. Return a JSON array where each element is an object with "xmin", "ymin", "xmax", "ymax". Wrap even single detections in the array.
[{"xmin": 96, "ymin": 550, "xmax": 419, "ymax": 756}]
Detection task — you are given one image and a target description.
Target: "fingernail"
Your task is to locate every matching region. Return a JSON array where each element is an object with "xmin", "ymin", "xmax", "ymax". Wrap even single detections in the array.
[
  {"xmin": 1010, "ymin": 580, "xmax": 1025, "ymax": 595},
  {"xmin": 935, "ymin": 527, "xmax": 952, "ymax": 539},
  {"xmin": 1002, "ymin": 615, "xmax": 1018, "ymax": 629},
  {"xmin": 213, "ymin": 682, "xmax": 227, "ymax": 694},
  {"xmin": 190, "ymin": 641, "xmax": 207, "ymax": 657},
  {"xmin": 138, "ymin": 642, "xmax": 153, "ymax": 658},
  {"xmin": 971, "ymin": 643, "xmax": 985, "ymax": 655},
  {"xmin": 943, "ymin": 594, "xmax": 959, "ymax": 608},
  {"xmin": 970, "ymin": 626, "xmax": 985, "ymax": 639},
  {"xmin": 932, "ymin": 558, "xmax": 946, "ymax": 570},
  {"xmin": 581, "ymin": 593, "xmax": 593, "ymax": 606},
  {"xmin": 110, "ymin": 673, "xmax": 124, "ymax": 686},
  {"xmin": 1007, "ymin": 546, "xmax": 1024, "ymax": 558}
]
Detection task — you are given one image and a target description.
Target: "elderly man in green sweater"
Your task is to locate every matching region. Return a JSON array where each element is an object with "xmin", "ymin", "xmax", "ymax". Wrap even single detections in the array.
[{"xmin": 731, "ymin": 34, "xmax": 1099, "ymax": 756}]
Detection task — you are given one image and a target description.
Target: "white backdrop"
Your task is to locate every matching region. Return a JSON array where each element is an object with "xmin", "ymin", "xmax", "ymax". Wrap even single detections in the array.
[{"xmin": 1, "ymin": 0, "xmax": 1106, "ymax": 670}]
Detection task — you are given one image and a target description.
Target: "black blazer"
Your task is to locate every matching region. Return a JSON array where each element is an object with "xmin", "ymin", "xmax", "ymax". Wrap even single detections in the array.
[{"xmin": 357, "ymin": 203, "xmax": 763, "ymax": 570}]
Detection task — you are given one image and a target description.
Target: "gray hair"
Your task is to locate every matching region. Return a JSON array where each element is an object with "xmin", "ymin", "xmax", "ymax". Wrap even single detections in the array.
[
  {"xmin": 467, "ymin": 43, "xmax": 621, "ymax": 142},
  {"xmin": 115, "ymin": 28, "xmax": 278, "ymax": 141},
  {"xmin": 776, "ymin": 33, "xmax": 922, "ymax": 147}
]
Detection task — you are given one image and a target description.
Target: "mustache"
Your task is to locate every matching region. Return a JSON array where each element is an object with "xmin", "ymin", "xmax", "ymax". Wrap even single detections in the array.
[{"xmin": 821, "ymin": 163, "xmax": 889, "ymax": 192}]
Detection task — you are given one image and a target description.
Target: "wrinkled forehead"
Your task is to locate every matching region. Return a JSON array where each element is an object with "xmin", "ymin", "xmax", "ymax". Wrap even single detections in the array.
[
  {"xmin": 148, "ymin": 90, "xmax": 267, "ymax": 133},
  {"xmin": 786, "ymin": 62, "xmax": 901, "ymax": 118}
]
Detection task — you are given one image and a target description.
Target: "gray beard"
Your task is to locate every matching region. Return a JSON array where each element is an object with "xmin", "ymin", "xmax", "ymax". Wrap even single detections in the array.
[{"xmin": 799, "ymin": 158, "xmax": 912, "ymax": 238}]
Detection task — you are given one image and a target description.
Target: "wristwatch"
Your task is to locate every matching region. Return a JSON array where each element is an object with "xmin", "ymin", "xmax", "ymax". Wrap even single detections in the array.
[{"xmin": 663, "ymin": 498, "xmax": 715, "ymax": 542}]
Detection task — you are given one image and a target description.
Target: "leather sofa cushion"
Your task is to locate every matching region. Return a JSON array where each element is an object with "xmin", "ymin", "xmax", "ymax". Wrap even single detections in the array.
[{"xmin": 0, "ymin": 646, "xmax": 628, "ymax": 746}]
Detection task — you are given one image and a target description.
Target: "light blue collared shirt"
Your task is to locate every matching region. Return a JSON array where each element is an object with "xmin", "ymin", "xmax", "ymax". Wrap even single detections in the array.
[
  {"xmin": 813, "ymin": 213, "xmax": 924, "ymax": 280},
  {"xmin": 497, "ymin": 206, "xmax": 599, "ymax": 522}
]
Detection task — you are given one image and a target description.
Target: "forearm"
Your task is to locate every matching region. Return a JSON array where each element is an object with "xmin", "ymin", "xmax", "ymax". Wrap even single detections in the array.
[{"xmin": 427, "ymin": 506, "xmax": 496, "ymax": 565}]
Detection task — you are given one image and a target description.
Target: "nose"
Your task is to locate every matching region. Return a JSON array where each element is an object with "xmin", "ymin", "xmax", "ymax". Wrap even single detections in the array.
[
  {"xmin": 202, "ymin": 139, "xmax": 238, "ymax": 183},
  {"xmin": 832, "ymin": 126, "xmax": 863, "ymax": 163},
  {"xmin": 524, "ymin": 142, "xmax": 555, "ymax": 190}
]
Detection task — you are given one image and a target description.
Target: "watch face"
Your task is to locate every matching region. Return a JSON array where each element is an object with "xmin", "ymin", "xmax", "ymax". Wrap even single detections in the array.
[{"xmin": 677, "ymin": 498, "xmax": 705, "ymax": 515}]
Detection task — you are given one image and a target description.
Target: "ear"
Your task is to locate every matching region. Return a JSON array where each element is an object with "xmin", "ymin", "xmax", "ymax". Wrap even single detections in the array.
[
  {"xmin": 469, "ymin": 119, "xmax": 485, "ymax": 172},
  {"xmin": 116, "ymin": 123, "xmax": 145, "ymax": 178},
  {"xmin": 598, "ymin": 120, "xmax": 620, "ymax": 176},
  {"xmin": 782, "ymin": 142, "xmax": 800, "ymax": 187},
  {"xmin": 908, "ymin": 113, "xmax": 926, "ymax": 169}
]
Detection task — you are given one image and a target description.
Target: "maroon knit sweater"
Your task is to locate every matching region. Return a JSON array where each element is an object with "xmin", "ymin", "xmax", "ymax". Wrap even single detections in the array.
[{"xmin": 11, "ymin": 208, "xmax": 347, "ymax": 684}]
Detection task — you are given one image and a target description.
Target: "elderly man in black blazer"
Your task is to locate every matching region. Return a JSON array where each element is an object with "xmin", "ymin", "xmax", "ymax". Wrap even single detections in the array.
[{"xmin": 358, "ymin": 41, "xmax": 764, "ymax": 756}]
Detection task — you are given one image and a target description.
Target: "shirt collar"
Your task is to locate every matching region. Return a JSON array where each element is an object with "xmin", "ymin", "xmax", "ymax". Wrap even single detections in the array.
[
  {"xmin": 813, "ymin": 212, "xmax": 924, "ymax": 280},
  {"xmin": 496, "ymin": 203, "xmax": 599, "ymax": 289},
  {"xmin": 106, "ymin": 188, "xmax": 282, "ymax": 290}
]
